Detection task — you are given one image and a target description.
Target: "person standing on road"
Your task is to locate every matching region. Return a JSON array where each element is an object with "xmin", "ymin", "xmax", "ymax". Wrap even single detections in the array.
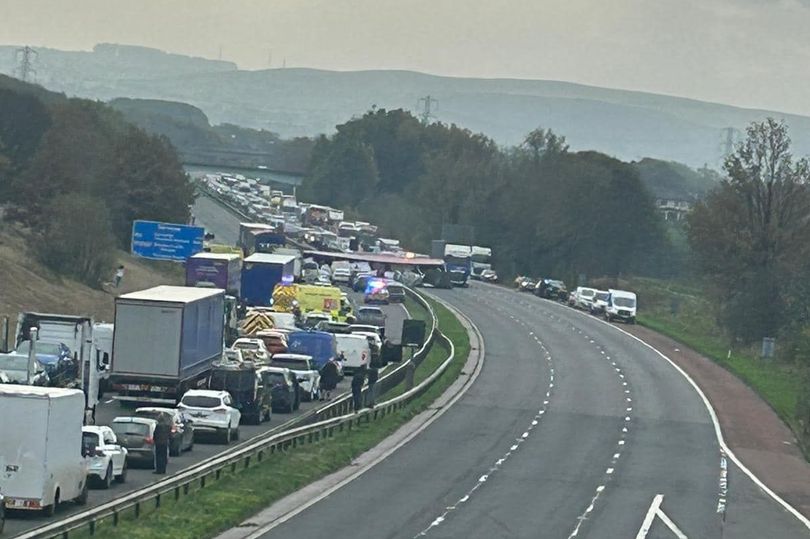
[
  {"xmin": 153, "ymin": 420, "xmax": 170, "ymax": 474},
  {"xmin": 319, "ymin": 357, "xmax": 340, "ymax": 401},
  {"xmin": 366, "ymin": 357, "xmax": 379, "ymax": 409},
  {"xmin": 351, "ymin": 363, "xmax": 367, "ymax": 412}
]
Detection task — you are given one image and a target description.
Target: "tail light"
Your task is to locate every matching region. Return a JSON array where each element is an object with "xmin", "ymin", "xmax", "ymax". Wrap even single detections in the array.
[{"xmin": 144, "ymin": 436, "xmax": 154, "ymax": 445}]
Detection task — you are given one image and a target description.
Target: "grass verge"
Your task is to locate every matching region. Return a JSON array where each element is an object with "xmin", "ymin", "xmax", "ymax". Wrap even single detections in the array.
[
  {"xmin": 77, "ymin": 295, "xmax": 470, "ymax": 539},
  {"xmin": 629, "ymin": 276, "xmax": 804, "ymax": 434}
]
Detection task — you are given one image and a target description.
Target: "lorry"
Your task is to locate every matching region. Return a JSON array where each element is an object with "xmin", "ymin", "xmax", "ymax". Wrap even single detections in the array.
[
  {"xmin": 186, "ymin": 252, "xmax": 242, "ymax": 296},
  {"xmin": 241, "ymin": 254, "xmax": 297, "ymax": 307},
  {"xmin": 14, "ymin": 313, "xmax": 107, "ymax": 411},
  {"xmin": 109, "ymin": 286, "xmax": 225, "ymax": 404},
  {"xmin": 238, "ymin": 222, "xmax": 284, "ymax": 256},
  {"xmin": 443, "ymin": 244, "xmax": 473, "ymax": 287},
  {"xmin": 470, "ymin": 246, "xmax": 493, "ymax": 278},
  {"xmin": 0, "ymin": 386, "xmax": 89, "ymax": 515},
  {"xmin": 274, "ymin": 247, "xmax": 303, "ymax": 281}
]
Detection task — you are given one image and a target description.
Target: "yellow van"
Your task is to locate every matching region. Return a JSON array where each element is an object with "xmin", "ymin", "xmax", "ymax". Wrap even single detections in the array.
[{"xmin": 272, "ymin": 284, "xmax": 344, "ymax": 321}]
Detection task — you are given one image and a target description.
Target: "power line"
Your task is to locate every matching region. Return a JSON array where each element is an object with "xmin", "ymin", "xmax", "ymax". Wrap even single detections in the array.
[
  {"xmin": 417, "ymin": 95, "xmax": 438, "ymax": 124},
  {"xmin": 15, "ymin": 46, "xmax": 37, "ymax": 82}
]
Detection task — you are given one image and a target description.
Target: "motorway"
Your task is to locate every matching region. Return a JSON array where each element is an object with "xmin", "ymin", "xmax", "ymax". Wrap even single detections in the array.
[
  {"xmin": 249, "ymin": 283, "xmax": 810, "ymax": 539},
  {"xmin": 3, "ymin": 196, "xmax": 408, "ymax": 537}
]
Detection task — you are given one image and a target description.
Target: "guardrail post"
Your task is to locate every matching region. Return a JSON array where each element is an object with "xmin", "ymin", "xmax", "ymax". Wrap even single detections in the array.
[
  {"xmin": 113, "ymin": 509, "xmax": 119, "ymax": 526},
  {"xmin": 155, "ymin": 493, "xmax": 161, "ymax": 509},
  {"xmin": 406, "ymin": 362, "xmax": 416, "ymax": 390},
  {"xmin": 89, "ymin": 519, "xmax": 95, "ymax": 535},
  {"xmin": 135, "ymin": 501, "xmax": 141, "ymax": 518},
  {"xmin": 175, "ymin": 486, "xmax": 180, "ymax": 501}
]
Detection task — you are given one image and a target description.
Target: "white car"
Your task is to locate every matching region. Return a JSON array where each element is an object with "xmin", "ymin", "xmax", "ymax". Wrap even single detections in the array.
[
  {"xmin": 269, "ymin": 354, "xmax": 321, "ymax": 401},
  {"xmin": 589, "ymin": 290, "xmax": 611, "ymax": 315},
  {"xmin": 177, "ymin": 389, "xmax": 241, "ymax": 444},
  {"xmin": 231, "ymin": 338, "xmax": 270, "ymax": 363},
  {"xmin": 332, "ymin": 268, "xmax": 352, "ymax": 285},
  {"xmin": 82, "ymin": 426, "xmax": 128, "ymax": 488}
]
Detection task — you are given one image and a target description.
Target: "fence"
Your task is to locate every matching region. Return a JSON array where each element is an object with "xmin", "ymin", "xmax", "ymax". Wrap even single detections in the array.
[{"xmin": 16, "ymin": 287, "xmax": 447, "ymax": 539}]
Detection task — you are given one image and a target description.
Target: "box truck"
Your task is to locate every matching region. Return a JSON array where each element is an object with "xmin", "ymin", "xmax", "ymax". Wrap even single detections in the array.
[
  {"xmin": 186, "ymin": 252, "xmax": 242, "ymax": 296},
  {"xmin": 241, "ymin": 253, "xmax": 297, "ymax": 307},
  {"xmin": 0, "ymin": 386, "xmax": 89, "ymax": 515},
  {"xmin": 110, "ymin": 286, "xmax": 225, "ymax": 404}
]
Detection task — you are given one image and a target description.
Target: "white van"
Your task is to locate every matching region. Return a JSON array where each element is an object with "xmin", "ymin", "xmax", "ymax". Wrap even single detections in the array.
[
  {"xmin": 606, "ymin": 289, "xmax": 638, "ymax": 324},
  {"xmin": 335, "ymin": 333, "xmax": 371, "ymax": 374},
  {"xmin": 571, "ymin": 287, "xmax": 597, "ymax": 310},
  {"xmin": 0, "ymin": 386, "xmax": 89, "ymax": 515}
]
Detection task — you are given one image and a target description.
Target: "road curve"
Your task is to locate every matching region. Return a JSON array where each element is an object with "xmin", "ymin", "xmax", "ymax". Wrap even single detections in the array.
[{"xmin": 250, "ymin": 282, "xmax": 809, "ymax": 539}]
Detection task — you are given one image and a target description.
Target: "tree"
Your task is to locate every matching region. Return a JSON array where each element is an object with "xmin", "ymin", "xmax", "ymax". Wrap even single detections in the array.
[
  {"xmin": 688, "ymin": 119, "xmax": 810, "ymax": 341},
  {"xmin": 35, "ymin": 194, "xmax": 116, "ymax": 286}
]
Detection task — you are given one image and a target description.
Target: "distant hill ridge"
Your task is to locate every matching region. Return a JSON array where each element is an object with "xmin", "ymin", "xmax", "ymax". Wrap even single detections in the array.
[{"xmin": 1, "ymin": 44, "xmax": 809, "ymax": 167}]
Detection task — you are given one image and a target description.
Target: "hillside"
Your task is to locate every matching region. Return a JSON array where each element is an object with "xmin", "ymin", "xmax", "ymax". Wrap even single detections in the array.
[
  {"xmin": 0, "ymin": 225, "xmax": 182, "ymax": 329},
  {"xmin": 3, "ymin": 44, "xmax": 810, "ymax": 166}
]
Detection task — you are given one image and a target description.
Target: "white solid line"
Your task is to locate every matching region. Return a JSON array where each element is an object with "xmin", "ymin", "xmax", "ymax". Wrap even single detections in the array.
[{"xmin": 635, "ymin": 494, "xmax": 665, "ymax": 539}]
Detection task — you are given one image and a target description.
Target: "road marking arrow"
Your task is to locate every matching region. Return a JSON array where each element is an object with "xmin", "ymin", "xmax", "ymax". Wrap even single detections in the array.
[{"xmin": 635, "ymin": 494, "xmax": 688, "ymax": 539}]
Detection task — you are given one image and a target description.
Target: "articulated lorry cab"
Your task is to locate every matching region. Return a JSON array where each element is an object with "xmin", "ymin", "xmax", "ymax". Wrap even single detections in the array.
[
  {"xmin": 110, "ymin": 286, "xmax": 225, "ymax": 404},
  {"xmin": 443, "ymin": 244, "xmax": 473, "ymax": 287},
  {"xmin": 15, "ymin": 313, "xmax": 107, "ymax": 411},
  {"xmin": 470, "ymin": 246, "xmax": 492, "ymax": 278}
]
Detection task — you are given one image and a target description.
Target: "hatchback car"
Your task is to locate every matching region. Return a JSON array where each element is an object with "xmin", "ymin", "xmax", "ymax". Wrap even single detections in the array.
[
  {"xmin": 356, "ymin": 307, "xmax": 387, "ymax": 328},
  {"xmin": 110, "ymin": 417, "xmax": 158, "ymax": 467},
  {"xmin": 134, "ymin": 407, "xmax": 195, "ymax": 456},
  {"xmin": 82, "ymin": 426, "xmax": 128, "ymax": 488},
  {"xmin": 177, "ymin": 389, "xmax": 241, "ymax": 444}
]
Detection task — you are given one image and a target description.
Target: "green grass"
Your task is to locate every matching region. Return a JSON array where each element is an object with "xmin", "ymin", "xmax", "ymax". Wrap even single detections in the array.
[
  {"xmin": 77, "ymin": 294, "xmax": 470, "ymax": 539},
  {"xmin": 628, "ymin": 276, "xmax": 805, "ymax": 434}
]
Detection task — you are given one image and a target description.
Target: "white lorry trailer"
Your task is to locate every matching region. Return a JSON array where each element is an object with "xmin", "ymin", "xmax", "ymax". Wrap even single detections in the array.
[{"xmin": 0, "ymin": 386, "xmax": 89, "ymax": 515}]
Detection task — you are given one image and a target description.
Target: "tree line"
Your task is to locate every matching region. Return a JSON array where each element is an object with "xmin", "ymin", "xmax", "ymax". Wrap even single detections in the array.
[
  {"xmin": 0, "ymin": 76, "xmax": 195, "ymax": 286},
  {"xmin": 301, "ymin": 108, "xmax": 671, "ymax": 283}
]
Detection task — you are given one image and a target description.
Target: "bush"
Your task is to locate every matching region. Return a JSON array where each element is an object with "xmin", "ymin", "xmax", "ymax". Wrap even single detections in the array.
[{"xmin": 35, "ymin": 194, "xmax": 116, "ymax": 287}]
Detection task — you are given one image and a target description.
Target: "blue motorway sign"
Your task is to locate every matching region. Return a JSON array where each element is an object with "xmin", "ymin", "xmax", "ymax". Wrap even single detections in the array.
[{"xmin": 131, "ymin": 220, "xmax": 204, "ymax": 262}]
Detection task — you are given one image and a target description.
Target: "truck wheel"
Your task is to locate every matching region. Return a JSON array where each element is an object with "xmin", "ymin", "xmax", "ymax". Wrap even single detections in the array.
[
  {"xmin": 101, "ymin": 463, "xmax": 113, "ymax": 489},
  {"xmin": 115, "ymin": 461, "xmax": 128, "ymax": 483},
  {"xmin": 76, "ymin": 482, "xmax": 88, "ymax": 505},
  {"xmin": 43, "ymin": 488, "xmax": 60, "ymax": 516}
]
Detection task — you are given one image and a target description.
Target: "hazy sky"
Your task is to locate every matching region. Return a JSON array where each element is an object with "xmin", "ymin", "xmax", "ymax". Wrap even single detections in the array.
[{"xmin": 3, "ymin": 0, "xmax": 810, "ymax": 115}]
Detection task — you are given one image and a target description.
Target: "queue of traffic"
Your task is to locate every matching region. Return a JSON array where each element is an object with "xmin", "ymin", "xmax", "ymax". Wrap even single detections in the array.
[{"xmin": 514, "ymin": 277, "xmax": 638, "ymax": 324}]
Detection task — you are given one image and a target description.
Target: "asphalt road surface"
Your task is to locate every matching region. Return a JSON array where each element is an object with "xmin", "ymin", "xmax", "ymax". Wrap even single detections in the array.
[
  {"xmin": 193, "ymin": 195, "xmax": 240, "ymax": 246},
  {"xmin": 252, "ymin": 282, "xmax": 810, "ymax": 539}
]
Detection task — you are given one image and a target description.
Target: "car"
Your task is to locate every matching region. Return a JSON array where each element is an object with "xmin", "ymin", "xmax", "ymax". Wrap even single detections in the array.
[
  {"xmin": 269, "ymin": 353, "xmax": 321, "ymax": 401},
  {"xmin": 364, "ymin": 286, "xmax": 390, "ymax": 304},
  {"xmin": 517, "ymin": 277, "xmax": 537, "ymax": 292},
  {"xmin": 314, "ymin": 320, "xmax": 352, "ymax": 334},
  {"xmin": 13, "ymin": 341, "xmax": 73, "ymax": 382},
  {"xmin": 134, "ymin": 407, "xmax": 195, "ymax": 456},
  {"xmin": 535, "ymin": 279, "xmax": 568, "ymax": 300},
  {"xmin": 259, "ymin": 366, "xmax": 300, "ymax": 413},
  {"xmin": 352, "ymin": 274, "xmax": 374, "ymax": 292},
  {"xmin": 589, "ymin": 290, "xmax": 611, "ymax": 315},
  {"xmin": 0, "ymin": 352, "xmax": 49, "ymax": 386},
  {"xmin": 347, "ymin": 323, "xmax": 385, "ymax": 338},
  {"xmin": 223, "ymin": 349, "xmax": 244, "ymax": 363},
  {"xmin": 571, "ymin": 287, "xmax": 598, "ymax": 310},
  {"xmin": 480, "ymin": 269, "xmax": 498, "ymax": 283},
  {"xmin": 255, "ymin": 329, "xmax": 289, "ymax": 356},
  {"xmin": 231, "ymin": 338, "xmax": 270, "ymax": 363},
  {"xmin": 386, "ymin": 282, "xmax": 406, "ymax": 303},
  {"xmin": 177, "ymin": 389, "xmax": 242, "ymax": 444},
  {"xmin": 332, "ymin": 267, "xmax": 352, "ymax": 284},
  {"xmin": 110, "ymin": 417, "xmax": 158, "ymax": 466},
  {"xmin": 356, "ymin": 306, "xmax": 387, "ymax": 328},
  {"xmin": 82, "ymin": 426, "xmax": 128, "ymax": 488},
  {"xmin": 303, "ymin": 311, "xmax": 332, "ymax": 329}
]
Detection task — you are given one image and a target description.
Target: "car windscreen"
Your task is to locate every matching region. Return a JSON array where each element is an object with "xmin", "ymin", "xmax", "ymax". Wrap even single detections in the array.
[
  {"xmin": 614, "ymin": 297, "xmax": 636, "ymax": 308},
  {"xmin": 595, "ymin": 292, "xmax": 610, "ymax": 301},
  {"xmin": 581, "ymin": 289, "xmax": 595, "ymax": 297},
  {"xmin": 111, "ymin": 422, "xmax": 150, "ymax": 436},
  {"xmin": 181, "ymin": 395, "xmax": 222, "ymax": 408},
  {"xmin": 271, "ymin": 359, "xmax": 308, "ymax": 370}
]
